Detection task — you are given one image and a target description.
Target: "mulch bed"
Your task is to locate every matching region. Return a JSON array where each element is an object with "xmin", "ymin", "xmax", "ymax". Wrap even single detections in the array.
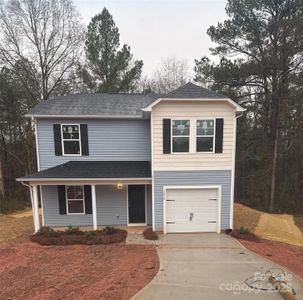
[
  {"xmin": 0, "ymin": 240, "xmax": 159, "ymax": 300},
  {"xmin": 232, "ymin": 231, "xmax": 303, "ymax": 279},
  {"xmin": 143, "ymin": 227, "xmax": 159, "ymax": 240},
  {"xmin": 30, "ymin": 228, "xmax": 127, "ymax": 246}
]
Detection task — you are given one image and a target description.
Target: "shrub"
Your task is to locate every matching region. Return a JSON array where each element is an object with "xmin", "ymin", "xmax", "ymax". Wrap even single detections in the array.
[
  {"xmin": 37, "ymin": 226, "xmax": 60, "ymax": 238},
  {"xmin": 38, "ymin": 226, "xmax": 54, "ymax": 234},
  {"xmin": 239, "ymin": 226, "xmax": 249, "ymax": 235},
  {"xmin": 143, "ymin": 227, "xmax": 158, "ymax": 240},
  {"xmin": 30, "ymin": 228, "xmax": 127, "ymax": 246},
  {"xmin": 103, "ymin": 226, "xmax": 117, "ymax": 235},
  {"xmin": 230, "ymin": 228, "xmax": 260, "ymax": 242},
  {"xmin": 65, "ymin": 226, "xmax": 82, "ymax": 235},
  {"xmin": 85, "ymin": 231, "xmax": 97, "ymax": 240}
]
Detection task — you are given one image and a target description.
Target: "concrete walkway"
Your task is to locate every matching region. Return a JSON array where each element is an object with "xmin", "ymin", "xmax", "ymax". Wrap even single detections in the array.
[{"xmin": 132, "ymin": 233, "xmax": 303, "ymax": 300}]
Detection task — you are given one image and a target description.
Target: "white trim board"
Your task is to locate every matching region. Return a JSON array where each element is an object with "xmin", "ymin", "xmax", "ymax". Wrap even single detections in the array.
[
  {"xmin": 17, "ymin": 177, "xmax": 152, "ymax": 182},
  {"xmin": 143, "ymin": 98, "xmax": 246, "ymax": 112},
  {"xmin": 162, "ymin": 185, "xmax": 222, "ymax": 234},
  {"xmin": 25, "ymin": 114, "xmax": 144, "ymax": 119}
]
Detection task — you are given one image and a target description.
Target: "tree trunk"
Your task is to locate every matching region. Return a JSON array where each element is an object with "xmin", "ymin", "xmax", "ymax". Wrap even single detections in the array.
[
  {"xmin": 0, "ymin": 159, "xmax": 5, "ymax": 199},
  {"xmin": 269, "ymin": 124, "xmax": 279, "ymax": 212}
]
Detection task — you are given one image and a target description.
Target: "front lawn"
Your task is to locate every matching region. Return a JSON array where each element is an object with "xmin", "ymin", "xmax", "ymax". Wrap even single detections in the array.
[
  {"xmin": 0, "ymin": 240, "xmax": 159, "ymax": 300},
  {"xmin": 0, "ymin": 209, "xmax": 35, "ymax": 242}
]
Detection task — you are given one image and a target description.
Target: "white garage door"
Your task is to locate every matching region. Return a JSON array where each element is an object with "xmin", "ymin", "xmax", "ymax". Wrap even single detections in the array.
[{"xmin": 165, "ymin": 188, "xmax": 219, "ymax": 233}]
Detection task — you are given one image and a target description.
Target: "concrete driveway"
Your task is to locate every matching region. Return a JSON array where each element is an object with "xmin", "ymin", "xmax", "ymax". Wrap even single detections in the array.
[{"xmin": 132, "ymin": 233, "xmax": 303, "ymax": 300}]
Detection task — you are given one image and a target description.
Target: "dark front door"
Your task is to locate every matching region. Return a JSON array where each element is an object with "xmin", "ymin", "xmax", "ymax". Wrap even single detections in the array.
[{"xmin": 128, "ymin": 185, "xmax": 146, "ymax": 223}]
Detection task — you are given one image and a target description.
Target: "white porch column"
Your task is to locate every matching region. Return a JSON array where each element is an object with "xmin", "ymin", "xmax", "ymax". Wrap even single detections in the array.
[
  {"xmin": 32, "ymin": 185, "xmax": 40, "ymax": 233},
  {"xmin": 91, "ymin": 184, "xmax": 97, "ymax": 230}
]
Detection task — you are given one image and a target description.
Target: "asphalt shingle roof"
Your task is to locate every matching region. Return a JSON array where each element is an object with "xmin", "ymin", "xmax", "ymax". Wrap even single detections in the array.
[
  {"xmin": 26, "ymin": 83, "xmax": 228, "ymax": 117},
  {"xmin": 164, "ymin": 82, "xmax": 228, "ymax": 99},
  {"xmin": 27, "ymin": 93, "xmax": 159, "ymax": 117},
  {"xmin": 19, "ymin": 161, "xmax": 151, "ymax": 180}
]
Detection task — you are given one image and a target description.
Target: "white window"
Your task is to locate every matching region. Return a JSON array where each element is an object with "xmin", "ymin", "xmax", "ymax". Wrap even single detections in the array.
[
  {"xmin": 196, "ymin": 119, "xmax": 215, "ymax": 152},
  {"xmin": 66, "ymin": 186, "xmax": 85, "ymax": 214},
  {"xmin": 172, "ymin": 120, "xmax": 190, "ymax": 153},
  {"xmin": 61, "ymin": 124, "xmax": 81, "ymax": 155}
]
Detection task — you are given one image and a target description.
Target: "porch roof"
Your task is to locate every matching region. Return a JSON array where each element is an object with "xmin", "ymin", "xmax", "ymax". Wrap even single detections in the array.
[{"xmin": 17, "ymin": 161, "xmax": 151, "ymax": 182}]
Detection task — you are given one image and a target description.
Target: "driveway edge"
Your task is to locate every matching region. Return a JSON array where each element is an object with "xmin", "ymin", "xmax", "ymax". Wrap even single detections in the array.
[
  {"xmin": 131, "ymin": 247, "xmax": 162, "ymax": 300},
  {"xmin": 235, "ymin": 238, "xmax": 303, "ymax": 283}
]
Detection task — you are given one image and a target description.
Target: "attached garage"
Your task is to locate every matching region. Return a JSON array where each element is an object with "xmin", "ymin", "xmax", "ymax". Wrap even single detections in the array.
[{"xmin": 164, "ymin": 186, "xmax": 221, "ymax": 233}]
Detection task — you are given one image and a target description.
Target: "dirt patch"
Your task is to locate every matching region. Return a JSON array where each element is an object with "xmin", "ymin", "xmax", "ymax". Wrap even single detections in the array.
[
  {"xmin": 235, "ymin": 237, "xmax": 303, "ymax": 279},
  {"xmin": 234, "ymin": 203, "xmax": 303, "ymax": 247},
  {"xmin": 0, "ymin": 240, "xmax": 159, "ymax": 300}
]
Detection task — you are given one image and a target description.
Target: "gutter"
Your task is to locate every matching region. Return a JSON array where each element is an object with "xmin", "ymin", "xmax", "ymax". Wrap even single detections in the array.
[{"xmin": 24, "ymin": 114, "xmax": 145, "ymax": 119}]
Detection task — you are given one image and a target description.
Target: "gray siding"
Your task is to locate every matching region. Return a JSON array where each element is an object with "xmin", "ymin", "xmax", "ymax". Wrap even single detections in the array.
[
  {"xmin": 42, "ymin": 185, "xmax": 93, "ymax": 226},
  {"xmin": 153, "ymin": 170, "xmax": 232, "ymax": 231},
  {"xmin": 96, "ymin": 185, "xmax": 127, "ymax": 225},
  {"xmin": 37, "ymin": 118, "xmax": 151, "ymax": 170},
  {"xmin": 42, "ymin": 184, "xmax": 152, "ymax": 227}
]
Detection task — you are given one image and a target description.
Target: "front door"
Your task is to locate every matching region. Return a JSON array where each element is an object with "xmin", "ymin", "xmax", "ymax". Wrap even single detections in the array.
[{"xmin": 128, "ymin": 185, "xmax": 146, "ymax": 224}]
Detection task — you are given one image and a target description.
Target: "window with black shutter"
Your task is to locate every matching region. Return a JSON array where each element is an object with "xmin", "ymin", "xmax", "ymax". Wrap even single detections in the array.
[{"xmin": 215, "ymin": 118, "xmax": 224, "ymax": 153}]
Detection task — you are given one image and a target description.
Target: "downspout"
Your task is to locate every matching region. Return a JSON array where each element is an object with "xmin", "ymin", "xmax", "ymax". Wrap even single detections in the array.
[
  {"xmin": 230, "ymin": 110, "xmax": 245, "ymax": 229},
  {"xmin": 21, "ymin": 181, "xmax": 35, "ymax": 227}
]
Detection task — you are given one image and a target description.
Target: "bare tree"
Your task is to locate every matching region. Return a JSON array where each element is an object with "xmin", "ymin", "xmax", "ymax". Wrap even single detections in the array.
[
  {"xmin": 0, "ymin": 0, "xmax": 84, "ymax": 100},
  {"xmin": 145, "ymin": 57, "xmax": 191, "ymax": 94}
]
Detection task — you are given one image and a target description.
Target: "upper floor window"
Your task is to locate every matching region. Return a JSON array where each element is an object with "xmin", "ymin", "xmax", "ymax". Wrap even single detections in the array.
[
  {"xmin": 66, "ymin": 185, "xmax": 85, "ymax": 214},
  {"xmin": 172, "ymin": 120, "xmax": 190, "ymax": 153},
  {"xmin": 61, "ymin": 124, "xmax": 81, "ymax": 155},
  {"xmin": 196, "ymin": 119, "xmax": 215, "ymax": 152}
]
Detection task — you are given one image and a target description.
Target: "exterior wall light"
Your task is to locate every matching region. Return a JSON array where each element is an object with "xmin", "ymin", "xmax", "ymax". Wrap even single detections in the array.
[{"xmin": 117, "ymin": 183, "xmax": 123, "ymax": 190}]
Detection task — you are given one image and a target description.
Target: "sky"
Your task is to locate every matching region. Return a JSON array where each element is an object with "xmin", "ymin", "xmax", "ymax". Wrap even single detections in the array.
[{"xmin": 74, "ymin": 0, "xmax": 228, "ymax": 77}]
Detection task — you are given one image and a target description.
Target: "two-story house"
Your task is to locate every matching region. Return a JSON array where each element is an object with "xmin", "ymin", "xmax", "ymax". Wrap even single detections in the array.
[{"xmin": 17, "ymin": 83, "xmax": 245, "ymax": 234}]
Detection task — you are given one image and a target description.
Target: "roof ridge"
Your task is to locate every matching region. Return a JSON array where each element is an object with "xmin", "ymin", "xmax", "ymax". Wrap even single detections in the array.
[{"xmin": 164, "ymin": 81, "xmax": 228, "ymax": 99}]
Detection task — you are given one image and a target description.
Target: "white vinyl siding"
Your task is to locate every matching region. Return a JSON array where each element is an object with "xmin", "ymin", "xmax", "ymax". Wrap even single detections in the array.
[{"xmin": 152, "ymin": 101, "xmax": 236, "ymax": 171}]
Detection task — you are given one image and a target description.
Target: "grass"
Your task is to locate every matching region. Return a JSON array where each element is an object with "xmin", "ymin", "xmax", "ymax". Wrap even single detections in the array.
[
  {"xmin": 0, "ymin": 208, "xmax": 43, "ymax": 242},
  {"xmin": 0, "ymin": 210, "xmax": 34, "ymax": 242}
]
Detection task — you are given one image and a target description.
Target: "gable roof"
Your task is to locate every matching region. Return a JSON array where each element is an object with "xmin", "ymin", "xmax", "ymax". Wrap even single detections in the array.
[
  {"xmin": 164, "ymin": 82, "xmax": 229, "ymax": 99},
  {"xmin": 26, "ymin": 93, "xmax": 159, "ymax": 118},
  {"xmin": 17, "ymin": 161, "xmax": 152, "ymax": 181},
  {"xmin": 143, "ymin": 82, "xmax": 245, "ymax": 113},
  {"xmin": 26, "ymin": 82, "xmax": 244, "ymax": 118}
]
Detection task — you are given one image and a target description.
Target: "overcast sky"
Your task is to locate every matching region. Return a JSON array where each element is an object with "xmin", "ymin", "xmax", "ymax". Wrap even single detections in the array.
[{"xmin": 74, "ymin": 0, "xmax": 228, "ymax": 77}]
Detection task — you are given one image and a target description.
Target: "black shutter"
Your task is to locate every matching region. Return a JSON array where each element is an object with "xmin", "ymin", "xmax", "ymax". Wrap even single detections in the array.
[
  {"xmin": 84, "ymin": 185, "xmax": 92, "ymax": 214},
  {"xmin": 163, "ymin": 119, "xmax": 171, "ymax": 154},
  {"xmin": 53, "ymin": 124, "xmax": 62, "ymax": 156},
  {"xmin": 58, "ymin": 185, "xmax": 66, "ymax": 215},
  {"xmin": 215, "ymin": 118, "xmax": 224, "ymax": 153},
  {"xmin": 80, "ymin": 124, "xmax": 89, "ymax": 156}
]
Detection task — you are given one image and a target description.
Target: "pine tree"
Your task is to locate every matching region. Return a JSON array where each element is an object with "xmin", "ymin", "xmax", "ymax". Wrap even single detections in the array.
[{"xmin": 85, "ymin": 8, "xmax": 143, "ymax": 92}]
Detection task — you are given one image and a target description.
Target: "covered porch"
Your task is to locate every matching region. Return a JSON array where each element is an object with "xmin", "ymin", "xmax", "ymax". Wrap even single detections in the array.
[{"xmin": 17, "ymin": 161, "xmax": 152, "ymax": 233}]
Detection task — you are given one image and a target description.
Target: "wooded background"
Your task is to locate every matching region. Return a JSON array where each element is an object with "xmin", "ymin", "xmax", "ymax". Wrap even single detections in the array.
[{"xmin": 0, "ymin": 0, "xmax": 302, "ymax": 214}]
